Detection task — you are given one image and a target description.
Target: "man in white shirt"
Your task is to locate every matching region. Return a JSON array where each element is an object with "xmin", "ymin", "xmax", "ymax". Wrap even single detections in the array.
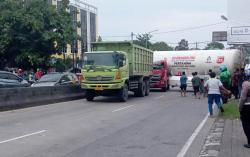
[{"xmin": 204, "ymin": 72, "xmax": 225, "ymax": 116}]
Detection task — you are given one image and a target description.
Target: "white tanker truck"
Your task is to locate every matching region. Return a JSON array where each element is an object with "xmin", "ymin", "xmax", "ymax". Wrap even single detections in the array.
[{"xmin": 154, "ymin": 49, "xmax": 243, "ymax": 88}]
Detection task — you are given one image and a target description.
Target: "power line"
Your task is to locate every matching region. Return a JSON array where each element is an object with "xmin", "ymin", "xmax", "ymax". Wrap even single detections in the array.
[{"xmin": 152, "ymin": 22, "xmax": 226, "ymax": 35}]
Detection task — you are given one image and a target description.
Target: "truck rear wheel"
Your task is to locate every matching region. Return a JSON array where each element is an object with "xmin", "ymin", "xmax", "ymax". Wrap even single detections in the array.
[
  {"xmin": 119, "ymin": 84, "xmax": 128, "ymax": 102},
  {"xmin": 135, "ymin": 81, "xmax": 146, "ymax": 97},
  {"xmin": 145, "ymin": 80, "xmax": 150, "ymax": 96},
  {"xmin": 86, "ymin": 90, "xmax": 95, "ymax": 101}
]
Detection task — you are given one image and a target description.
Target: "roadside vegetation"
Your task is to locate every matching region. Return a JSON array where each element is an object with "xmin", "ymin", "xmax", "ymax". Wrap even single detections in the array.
[{"xmin": 220, "ymin": 100, "xmax": 240, "ymax": 119}]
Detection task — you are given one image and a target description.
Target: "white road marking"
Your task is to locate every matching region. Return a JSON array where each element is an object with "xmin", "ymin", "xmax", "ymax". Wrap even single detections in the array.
[
  {"xmin": 0, "ymin": 130, "xmax": 47, "ymax": 144},
  {"xmin": 154, "ymin": 95, "xmax": 164, "ymax": 99},
  {"xmin": 112, "ymin": 105, "xmax": 134, "ymax": 113},
  {"xmin": 176, "ymin": 113, "xmax": 209, "ymax": 157}
]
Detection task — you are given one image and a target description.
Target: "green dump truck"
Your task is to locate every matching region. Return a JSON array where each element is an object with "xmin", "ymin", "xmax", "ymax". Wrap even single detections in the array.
[{"xmin": 81, "ymin": 41, "xmax": 153, "ymax": 102}]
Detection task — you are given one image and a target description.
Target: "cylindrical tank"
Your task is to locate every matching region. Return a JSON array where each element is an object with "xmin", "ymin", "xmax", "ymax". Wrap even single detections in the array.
[
  {"xmin": 154, "ymin": 49, "xmax": 242, "ymax": 77},
  {"xmin": 154, "ymin": 49, "xmax": 243, "ymax": 87}
]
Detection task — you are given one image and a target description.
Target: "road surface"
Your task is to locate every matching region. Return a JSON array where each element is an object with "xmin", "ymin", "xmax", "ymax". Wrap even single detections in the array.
[{"xmin": 0, "ymin": 91, "xmax": 208, "ymax": 157}]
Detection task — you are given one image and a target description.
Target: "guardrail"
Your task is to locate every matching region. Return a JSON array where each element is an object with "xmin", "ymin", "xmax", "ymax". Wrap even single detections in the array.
[{"xmin": 0, "ymin": 85, "xmax": 85, "ymax": 111}]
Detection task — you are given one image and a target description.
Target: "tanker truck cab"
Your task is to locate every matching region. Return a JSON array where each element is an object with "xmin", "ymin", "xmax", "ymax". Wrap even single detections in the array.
[
  {"xmin": 82, "ymin": 51, "xmax": 129, "ymax": 101},
  {"xmin": 81, "ymin": 42, "xmax": 153, "ymax": 102},
  {"xmin": 150, "ymin": 60, "xmax": 169, "ymax": 92}
]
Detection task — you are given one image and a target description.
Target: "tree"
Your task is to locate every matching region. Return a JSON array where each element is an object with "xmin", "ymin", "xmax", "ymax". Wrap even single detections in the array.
[
  {"xmin": 152, "ymin": 42, "xmax": 173, "ymax": 51},
  {"xmin": 175, "ymin": 39, "xmax": 189, "ymax": 50},
  {"xmin": 97, "ymin": 35, "xmax": 103, "ymax": 42},
  {"xmin": 205, "ymin": 42, "xmax": 224, "ymax": 50},
  {"xmin": 0, "ymin": 0, "xmax": 75, "ymax": 70},
  {"xmin": 134, "ymin": 33, "xmax": 153, "ymax": 48}
]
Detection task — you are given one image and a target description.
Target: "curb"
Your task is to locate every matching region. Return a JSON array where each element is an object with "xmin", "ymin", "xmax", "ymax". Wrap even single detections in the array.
[{"xmin": 199, "ymin": 118, "xmax": 225, "ymax": 157}]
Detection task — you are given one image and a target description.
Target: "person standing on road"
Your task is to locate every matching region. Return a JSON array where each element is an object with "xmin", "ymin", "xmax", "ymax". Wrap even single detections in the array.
[
  {"xmin": 180, "ymin": 72, "xmax": 188, "ymax": 97},
  {"xmin": 204, "ymin": 72, "xmax": 225, "ymax": 116},
  {"xmin": 238, "ymin": 68, "xmax": 245, "ymax": 97},
  {"xmin": 232, "ymin": 69, "xmax": 239, "ymax": 99},
  {"xmin": 192, "ymin": 72, "xmax": 201, "ymax": 99},
  {"xmin": 239, "ymin": 66, "xmax": 250, "ymax": 148}
]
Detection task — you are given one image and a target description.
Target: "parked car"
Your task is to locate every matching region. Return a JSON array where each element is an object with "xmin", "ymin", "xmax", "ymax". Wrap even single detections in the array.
[
  {"xmin": 67, "ymin": 67, "xmax": 83, "ymax": 82},
  {"xmin": 0, "ymin": 71, "xmax": 30, "ymax": 88},
  {"xmin": 31, "ymin": 72, "xmax": 79, "ymax": 87}
]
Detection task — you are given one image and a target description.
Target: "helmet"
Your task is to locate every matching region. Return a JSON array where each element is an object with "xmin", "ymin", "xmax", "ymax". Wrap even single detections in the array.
[
  {"xmin": 245, "ymin": 64, "xmax": 250, "ymax": 77},
  {"xmin": 219, "ymin": 65, "xmax": 227, "ymax": 72}
]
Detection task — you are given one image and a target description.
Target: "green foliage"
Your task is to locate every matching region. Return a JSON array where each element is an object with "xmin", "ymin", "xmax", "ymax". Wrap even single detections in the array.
[
  {"xmin": 205, "ymin": 42, "xmax": 225, "ymax": 50},
  {"xmin": 175, "ymin": 39, "xmax": 189, "ymax": 50},
  {"xmin": 151, "ymin": 42, "xmax": 173, "ymax": 51},
  {"xmin": 97, "ymin": 36, "xmax": 103, "ymax": 42},
  {"xmin": 0, "ymin": 0, "xmax": 75, "ymax": 70},
  {"xmin": 134, "ymin": 33, "xmax": 153, "ymax": 48},
  {"xmin": 51, "ymin": 57, "xmax": 73, "ymax": 72},
  {"xmin": 219, "ymin": 100, "xmax": 240, "ymax": 119}
]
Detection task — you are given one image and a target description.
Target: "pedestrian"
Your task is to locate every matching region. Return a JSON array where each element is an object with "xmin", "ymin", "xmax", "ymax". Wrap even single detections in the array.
[
  {"xmin": 238, "ymin": 68, "xmax": 245, "ymax": 97},
  {"xmin": 180, "ymin": 71, "xmax": 188, "ymax": 97},
  {"xmin": 220, "ymin": 65, "xmax": 231, "ymax": 103},
  {"xmin": 232, "ymin": 68, "xmax": 240, "ymax": 99},
  {"xmin": 204, "ymin": 72, "xmax": 226, "ymax": 116},
  {"xmin": 35, "ymin": 68, "xmax": 43, "ymax": 81},
  {"xmin": 220, "ymin": 65, "xmax": 231, "ymax": 90},
  {"xmin": 239, "ymin": 65, "xmax": 250, "ymax": 148},
  {"xmin": 191, "ymin": 72, "xmax": 201, "ymax": 99},
  {"xmin": 208, "ymin": 69, "xmax": 213, "ymax": 76},
  {"xmin": 28, "ymin": 69, "xmax": 35, "ymax": 83},
  {"xmin": 200, "ymin": 79, "xmax": 206, "ymax": 97}
]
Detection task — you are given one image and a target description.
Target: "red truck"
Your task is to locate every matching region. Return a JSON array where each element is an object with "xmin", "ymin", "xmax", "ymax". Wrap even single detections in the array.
[{"xmin": 150, "ymin": 60, "xmax": 169, "ymax": 92}]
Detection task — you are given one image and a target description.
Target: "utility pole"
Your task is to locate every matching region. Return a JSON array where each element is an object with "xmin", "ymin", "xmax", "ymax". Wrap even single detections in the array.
[
  {"xmin": 131, "ymin": 32, "xmax": 134, "ymax": 43},
  {"xmin": 195, "ymin": 42, "xmax": 198, "ymax": 50}
]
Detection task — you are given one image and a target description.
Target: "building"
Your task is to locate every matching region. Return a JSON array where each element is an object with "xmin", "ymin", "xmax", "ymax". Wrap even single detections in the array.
[{"xmin": 50, "ymin": 0, "xmax": 98, "ymax": 63}]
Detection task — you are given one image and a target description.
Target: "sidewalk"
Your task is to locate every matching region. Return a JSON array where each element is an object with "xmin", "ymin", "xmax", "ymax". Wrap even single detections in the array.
[{"xmin": 219, "ymin": 119, "xmax": 250, "ymax": 157}]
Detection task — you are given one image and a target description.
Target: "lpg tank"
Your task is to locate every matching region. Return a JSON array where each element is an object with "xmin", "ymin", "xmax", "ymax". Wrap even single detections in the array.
[{"xmin": 154, "ymin": 49, "xmax": 243, "ymax": 87}]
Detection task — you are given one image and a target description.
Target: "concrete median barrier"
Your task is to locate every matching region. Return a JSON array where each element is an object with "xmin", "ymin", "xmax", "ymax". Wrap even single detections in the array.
[{"xmin": 0, "ymin": 85, "xmax": 85, "ymax": 111}]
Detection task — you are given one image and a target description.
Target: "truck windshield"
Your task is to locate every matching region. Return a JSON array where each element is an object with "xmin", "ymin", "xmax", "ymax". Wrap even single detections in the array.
[
  {"xmin": 153, "ymin": 64, "xmax": 164, "ymax": 70},
  {"xmin": 83, "ymin": 53, "xmax": 119, "ymax": 67}
]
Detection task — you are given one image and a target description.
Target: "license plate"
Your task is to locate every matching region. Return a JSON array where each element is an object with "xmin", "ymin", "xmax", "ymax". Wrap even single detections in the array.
[{"xmin": 95, "ymin": 85, "xmax": 104, "ymax": 91}]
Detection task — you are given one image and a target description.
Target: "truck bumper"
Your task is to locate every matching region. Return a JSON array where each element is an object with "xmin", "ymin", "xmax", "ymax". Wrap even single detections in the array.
[
  {"xmin": 150, "ymin": 81, "xmax": 165, "ymax": 88},
  {"xmin": 81, "ymin": 82, "xmax": 124, "ymax": 90}
]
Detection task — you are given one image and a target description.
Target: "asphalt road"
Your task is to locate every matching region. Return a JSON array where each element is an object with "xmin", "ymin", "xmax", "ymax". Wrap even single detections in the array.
[{"xmin": 0, "ymin": 90, "xmax": 208, "ymax": 157}]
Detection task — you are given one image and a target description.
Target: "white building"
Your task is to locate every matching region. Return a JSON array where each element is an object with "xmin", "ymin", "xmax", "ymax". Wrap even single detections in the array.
[{"xmin": 50, "ymin": 0, "xmax": 98, "ymax": 60}]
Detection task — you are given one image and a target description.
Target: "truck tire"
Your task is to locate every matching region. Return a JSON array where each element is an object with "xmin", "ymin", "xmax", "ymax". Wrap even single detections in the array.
[
  {"xmin": 119, "ymin": 84, "xmax": 129, "ymax": 102},
  {"xmin": 135, "ymin": 81, "xmax": 146, "ymax": 97},
  {"xmin": 166, "ymin": 83, "xmax": 170, "ymax": 90},
  {"xmin": 145, "ymin": 80, "xmax": 150, "ymax": 96},
  {"xmin": 86, "ymin": 90, "xmax": 95, "ymax": 101},
  {"xmin": 161, "ymin": 83, "xmax": 168, "ymax": 92}
]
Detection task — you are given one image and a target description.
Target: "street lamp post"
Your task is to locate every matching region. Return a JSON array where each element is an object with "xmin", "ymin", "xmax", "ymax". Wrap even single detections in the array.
[{"xmin": 145, "ymin": 29, "xmax": 158, "ymax": 49}]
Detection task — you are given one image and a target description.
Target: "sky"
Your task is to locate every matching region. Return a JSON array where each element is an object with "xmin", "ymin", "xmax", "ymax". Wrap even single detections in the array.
[{"xmin": 85, "ymin": 0, "xmax": 228, "ymax": 48}]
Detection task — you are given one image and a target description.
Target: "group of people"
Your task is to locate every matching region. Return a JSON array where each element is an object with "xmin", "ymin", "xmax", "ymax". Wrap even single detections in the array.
[
  {"xmin": 180, "ymin": 71, "xmax": 204, "ymax": 99},
  {"xmin": 10, "ymin": 68, "xmax": 45, "ymax": 83},
  {"xmin": 179, "ymin": 66, "xmax": 250, "ymax": 149}
]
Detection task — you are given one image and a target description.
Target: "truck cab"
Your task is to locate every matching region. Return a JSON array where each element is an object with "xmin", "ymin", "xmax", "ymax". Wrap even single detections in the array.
[{"xmin": 150, "ymin": 60, "xmax": 169, "ymax": 92}]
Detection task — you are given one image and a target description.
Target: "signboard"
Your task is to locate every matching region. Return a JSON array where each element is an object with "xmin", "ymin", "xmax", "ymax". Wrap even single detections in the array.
[
  {"xmin": 212, "ymin": 31, "xmax": 227, "ymax": 42},
  {"xmin": 228, "ymin": 0, "xmax": 250, "ymax": 44}
]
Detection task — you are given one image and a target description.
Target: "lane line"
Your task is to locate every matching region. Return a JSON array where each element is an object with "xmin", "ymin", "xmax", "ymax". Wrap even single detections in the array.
[
  {"xmin": 154, "ymin": 95, "xmax": 165, "ymax": 99},
  {"xmin": 0, "ymin": 130, "xmax": 47, "ymax": 144},
  {"xmin": 112, "ymin": 105, "xmax": 134, "ymax": 113},
  {"xmin": 176, "ymin": 114, "xmax": 209, "ymax": 157}
]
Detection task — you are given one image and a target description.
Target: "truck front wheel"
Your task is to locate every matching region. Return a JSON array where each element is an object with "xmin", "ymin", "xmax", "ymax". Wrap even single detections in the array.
[
  {"xmin": 119, "ymin": 84, "xmax": 129, "ymax": 102},
  {"xmin": 86, "ymin": 90, "xmax": 95, "ymax": 101}
]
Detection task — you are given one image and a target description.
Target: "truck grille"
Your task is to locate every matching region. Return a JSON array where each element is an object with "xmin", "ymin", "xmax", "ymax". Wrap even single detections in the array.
[
  {"xmin": 150, "ymin": 75, "xmax": 161, "ymax": 84},
  {"xmin": 85, "ymin": 76, "xmax": 114, "ymax": 81}
]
